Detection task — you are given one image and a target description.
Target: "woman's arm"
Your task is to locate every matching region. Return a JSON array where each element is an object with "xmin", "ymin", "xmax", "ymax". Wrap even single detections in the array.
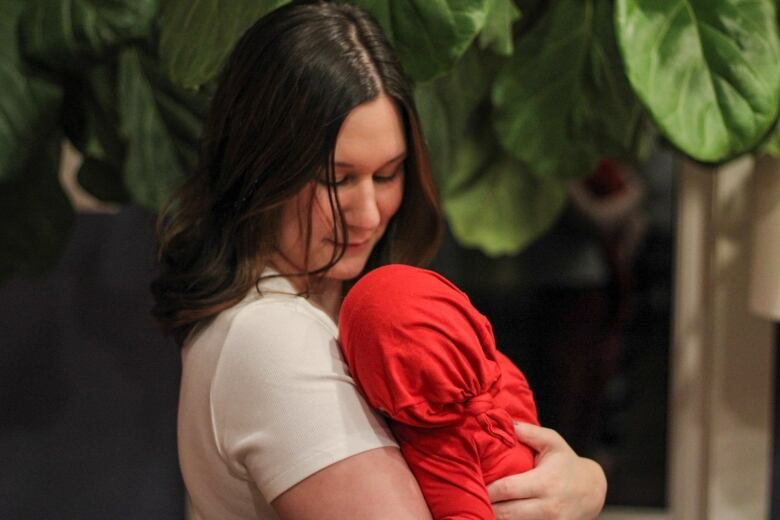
[
  {"xmin": 486, "ymin": 423, "xmax": 607, "ymax": 520},
  {"xmin": 272, "ymin": 446, "xmax": 433, "ymax": 520},
  {"xmin": 272, "ymin": 423, "xmax": 606, "ymax": 520}
]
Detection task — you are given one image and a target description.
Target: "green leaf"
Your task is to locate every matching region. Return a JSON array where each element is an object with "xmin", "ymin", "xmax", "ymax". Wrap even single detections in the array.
[
  {"xmin": 118, "ymin": 47, "xmax": 206, "ymax": 210},
  {"xmin": 578, "ymin": 1, "xmax": 647, "ymax": 161},
  {"xmin": 416, "ymin": 45, "xmax": 565, "ymax": 255},
  {"xmin": 758, "ymin": 116, "xmax": 780, "ymax": 156},
  {"xmin": 492, "ymin": 0, "xmax": 596, "ymax": 178},
  {"xmin": 616, "ymin": 0, "xmax": 780, "ymax": 162},
  {"xmin": 492, "ymin": 0, "xmax": 642, "ymax": 179},
  {"xmin": 134, "ymin": 47, "xmax": 210, "ymax": 174},
  {"xmin": 0, "ymin": 136, "xmax": 74, "ymax": 281},
  {"xmin": 159, "ymin": 0, "xmax": 288, "ymax": 89},
  {"xmin": 478, "ymin": 0, "xmax": 521, "ymax": 56},
  {"xmin": 353, "ymin": 0, "xmax": 491, "ymax": 81},
  {"xmin": 415, "ymin": 83, "xmax": 452, "ymax": 186},
  {"xmin": 414, "ymin": 46, "xmax": 494, "ymax": 186},
  {"xmin": 444, "ymin": 135, "xmax": 567, "ymax": 256},
  {"xmin": 19, "ymin": 0, "xmax": 158, "ymax": 71},
  {"xmin": 0, "ymin": 0, "xmax": 62, "ymax": 181}
]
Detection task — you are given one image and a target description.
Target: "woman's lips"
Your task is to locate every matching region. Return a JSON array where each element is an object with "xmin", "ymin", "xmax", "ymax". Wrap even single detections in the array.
[
  {"xmin": 346, "ymin": 240, "xmax": 370, "ymax": 250},
  {"xmin": 327, "ymin": 239, "xmax": 371, "ymax": 251}
]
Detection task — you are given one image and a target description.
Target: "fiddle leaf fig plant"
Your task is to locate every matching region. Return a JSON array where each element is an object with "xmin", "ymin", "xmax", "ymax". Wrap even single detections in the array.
[
  {"xmin": 492, "ymin": 0, "xmax": 644, "ymax": 181},
  {"xmin": 0, "ymin": 0, "xmax": 62, "ymax": 182},
  {"xmin": 760, "ymin": 120, "xmax": 780, "ymax": 156},
  {"xmin": 478, "ymin": 0, "xmax": 522, "ymax": 56},
  {"xmin": 615, "ymin": 0, "xmax": 780, "ymax": 162},
  {"xmin": 1, "ymin": 0, "xmax": 779, "ymax": 280},
  {"xmin": 0, "ymin": 0, "xmax": 70, "ymax": 279},
  {"xmin": 415, "ymin": 46, "xmax": 567, "ymax": 253},
  {"xmin": 349, "ymin": 0, "xmax": 491, "ymax": 81},
  {"xmin": 159, "ymin": 0, "xmax": 288, "ymax": 89},
  {"xmin": 118, "ymin": 46, "xmax": 209, "ymax": 209}
]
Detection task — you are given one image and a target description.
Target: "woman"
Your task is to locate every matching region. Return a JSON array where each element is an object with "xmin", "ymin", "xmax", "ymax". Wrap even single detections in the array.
[{"xmin": 152, "ymin": 2, "xmax": 606, "ymax": 519}]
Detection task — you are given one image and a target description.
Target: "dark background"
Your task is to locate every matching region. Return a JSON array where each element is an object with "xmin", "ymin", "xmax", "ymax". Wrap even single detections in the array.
[{"xmin": 0, "ymin": 208, "xmax": 183, "ymax": 519}]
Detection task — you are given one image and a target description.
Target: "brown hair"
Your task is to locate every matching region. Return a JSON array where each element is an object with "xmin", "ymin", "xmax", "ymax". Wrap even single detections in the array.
[{"xmin": 151, "ymin": 1, "xmax": 441, "ymax": 345}]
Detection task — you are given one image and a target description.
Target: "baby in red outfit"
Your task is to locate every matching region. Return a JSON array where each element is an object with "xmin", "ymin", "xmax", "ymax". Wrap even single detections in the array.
[{"xmin": 339, "ymin": 264, "xmax": 540, "ymax": 520}]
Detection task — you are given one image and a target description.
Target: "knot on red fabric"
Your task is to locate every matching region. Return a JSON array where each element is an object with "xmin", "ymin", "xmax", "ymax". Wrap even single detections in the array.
[
  {"xmin": 463, "ymin": 393, "xmax": 517, "ymax": 449},
  {"xmin": 463, "ymin": 393, "xmax": 495, "ymax": 416}
]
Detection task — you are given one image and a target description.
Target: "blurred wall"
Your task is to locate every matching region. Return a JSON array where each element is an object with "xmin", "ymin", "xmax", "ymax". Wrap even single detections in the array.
[
  {"xmin": 670, "ymin": 159, "xmax": 775, "ymax": 520},
  {"xmin": 0, "ymin": 206, "xmax": 184, "ymax": 519}
]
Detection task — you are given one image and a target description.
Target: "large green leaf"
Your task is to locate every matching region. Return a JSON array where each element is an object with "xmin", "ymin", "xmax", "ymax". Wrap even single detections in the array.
[
  {"xmin": 353, "ymin": 0, "xmax": 490, "ymax": 81},
  {"xmin": 578, "ymin": 1, "xmax": 647, "ymax": 162},
  {"xmin": 0, "ymin": 0, "xmax": 62, "ymax": 181},
  {"xmin": 414, "ymin": 84, "xmax": 451, "ymax": 186},
  {"xmin": 141, "ymin": 50, "xmax": 211, "ymax": 171},
  {"xmin": 19, "ymin": 0, "xmax": 157, "ymax": 71},
  {"xmin": 417, "ymin": 45, "xmax": 565, "ymax": 255},
  {"xmin": 616, "ymin": 0, "xmax": 780, "ymax": 162},
  {"xmin": 118, "ymin": 48, "xmax": 206, "ymax": 210},
  {"xmin": 0, "ymin": 136, "xmax": 74, "ymax": 281},
  {"xmin": 493, "ymin": 0, "xmax": 642, "ymax": 179},
  {"xmin": 415, "ymin": 47, "xmax": 494, "ymax": 186},
  {"xmin": 159, "ymin": 0, "xmax": 288, "ymax": 89},
  {"xmin": 478, "ymin": 0, "xmax": 521, "ymax": 56},
  {"xmin": 444, "ymin": 134, "xmax": 567, "ymax": 256}
]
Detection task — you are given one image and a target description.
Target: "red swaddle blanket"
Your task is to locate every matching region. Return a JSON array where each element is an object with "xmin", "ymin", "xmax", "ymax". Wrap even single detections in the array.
[{"xmin": 339, "ymin": 265, "xmax": 539, "ymax": 519}]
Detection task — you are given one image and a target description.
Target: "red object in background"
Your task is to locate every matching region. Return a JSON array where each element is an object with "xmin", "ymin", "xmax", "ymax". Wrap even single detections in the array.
[
  {"xmin": 585, "ymin": 158, "xmax": 628, "ymax": 198},
  {"xmin": 340, "ymin": 265, "xmax": 539, "ymax": 520}
]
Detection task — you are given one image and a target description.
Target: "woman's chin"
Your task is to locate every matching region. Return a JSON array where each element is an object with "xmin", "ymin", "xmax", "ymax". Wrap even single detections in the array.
[{"xmin": 323, "ymin": 256, "xmax": 371, "ymax": 282}]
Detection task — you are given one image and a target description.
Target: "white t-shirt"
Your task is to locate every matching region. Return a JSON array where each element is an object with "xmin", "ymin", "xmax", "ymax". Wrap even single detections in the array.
[{"xmin": 177, "ymin": 271, "xmax": 397, "ymax": 519}]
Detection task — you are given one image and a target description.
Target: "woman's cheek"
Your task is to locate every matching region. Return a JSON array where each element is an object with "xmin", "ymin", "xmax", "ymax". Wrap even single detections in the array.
[
  {"xmin": 312, "ymin": 188, "xmax": 343, "ymax": 237},
  {"xmin": 385, "ymin": 178, "xmax": 404, "ymax": 219}
]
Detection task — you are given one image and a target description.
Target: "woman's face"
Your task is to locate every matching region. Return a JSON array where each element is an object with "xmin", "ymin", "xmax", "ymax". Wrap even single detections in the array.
[{"xmin": 274, "ymin": 93, "xmax": 406, "ymax": 282}]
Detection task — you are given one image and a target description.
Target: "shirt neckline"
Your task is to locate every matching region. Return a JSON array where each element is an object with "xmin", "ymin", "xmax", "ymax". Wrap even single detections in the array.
[
  {"xmin": 251, "ymin": 267, "xmax": 339, "ymax": 334},
  {"xmin": 255, "ymin": 267, "xmax": 299, "ymax": 295}
]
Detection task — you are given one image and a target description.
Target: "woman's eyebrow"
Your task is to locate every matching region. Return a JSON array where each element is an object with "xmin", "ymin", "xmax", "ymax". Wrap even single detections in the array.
[{"xmin": 335, "ymin": 151, "xmax": 407, "ymax": 169}]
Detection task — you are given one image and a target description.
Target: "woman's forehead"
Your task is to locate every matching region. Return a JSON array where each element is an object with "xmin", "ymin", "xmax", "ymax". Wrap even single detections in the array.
[{"xmin": 334, "ymin": 95, "xmax": 407, "ymax": 170}]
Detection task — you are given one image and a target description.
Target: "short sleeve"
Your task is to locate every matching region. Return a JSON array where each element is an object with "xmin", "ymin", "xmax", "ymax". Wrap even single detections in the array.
[{"xmin": 210, "ymin": 299, "xmax": 398, "ymax": 502}]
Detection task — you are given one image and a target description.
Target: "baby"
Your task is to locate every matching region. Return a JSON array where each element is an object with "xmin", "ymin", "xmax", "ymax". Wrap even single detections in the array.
[{"xmin": 339, "ymin": 264, "xmax": 539, "ymax": 519}]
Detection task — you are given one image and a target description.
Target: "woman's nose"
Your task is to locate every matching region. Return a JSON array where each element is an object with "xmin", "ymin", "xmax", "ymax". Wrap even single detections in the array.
[{"xmin": 346, "ymin": 180, "xmax": 381, "ymax": 231}]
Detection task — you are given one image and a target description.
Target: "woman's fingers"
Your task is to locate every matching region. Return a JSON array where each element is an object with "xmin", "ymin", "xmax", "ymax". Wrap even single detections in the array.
[
  {"xmin": 491, "ymin": 498, "xmax": 550, "ymax": 520},
  {"xmin": 486, "ymin": 471, "xmax": 544, "ymax": 503},
  {"xmin": 513, "ymin": 422, "xmax": 570, "ymax": 454}
]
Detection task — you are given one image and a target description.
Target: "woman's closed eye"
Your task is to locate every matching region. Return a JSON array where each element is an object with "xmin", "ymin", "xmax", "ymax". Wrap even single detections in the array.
[
  {"xmin": 318, "ymin": 167, "xmax": 403, "ymax": 187},
  {"xmin": 373, "ymin": 167, "xmax": 403, "ymax": 184},
  {"xmin": 318, "ymin": 174, "xmax": 349, "ymax": 187}
]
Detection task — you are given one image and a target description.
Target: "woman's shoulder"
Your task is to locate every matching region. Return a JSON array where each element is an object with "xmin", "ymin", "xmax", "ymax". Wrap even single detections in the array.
[
  {"xmin": 183, "ymin": 272, "xmax": 341, "ymax": 386},
  {"xmin": 227, "ymin": 293, "xmax": 337, "ymax": 349},
  {"xmin": 194, "ymin": 269, "xmax": 336, "ymax": 345},
  {"xmin": 236, "ymin": 270, "xmax": 337, "ymax": 335}
]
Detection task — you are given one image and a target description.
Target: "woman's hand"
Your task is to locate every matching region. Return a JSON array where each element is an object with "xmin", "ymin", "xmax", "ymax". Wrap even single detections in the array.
[{"xmin": 486, "ymin": 422, "xmax": 607, "ymax": 520}]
